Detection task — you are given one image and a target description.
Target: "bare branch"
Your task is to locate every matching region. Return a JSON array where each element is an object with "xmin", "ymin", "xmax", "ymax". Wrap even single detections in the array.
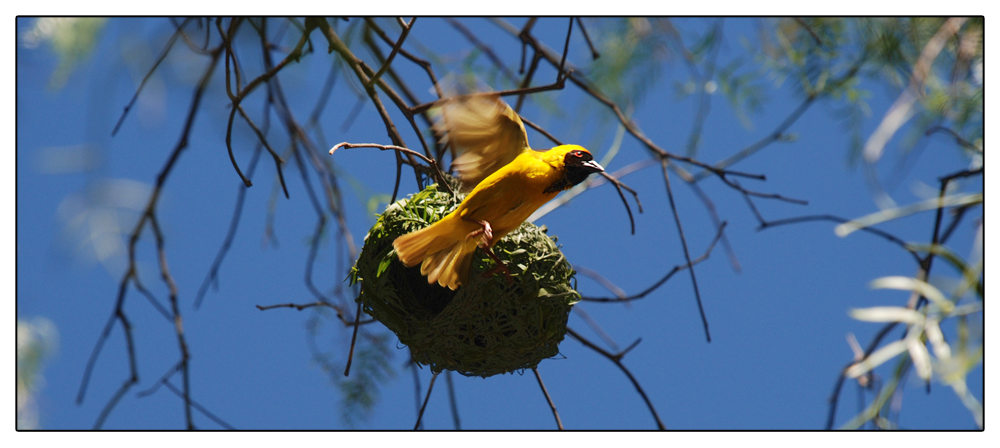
[
  {"xmin": 575, "ymin": 17, "xmax": 600, "ymax": 60},
  {"xmin": 78, "ymin": 45, "xmax": 223, "ymax": 429},
  {"xmin": 925, "ymin": 126, "xmax": 980, "ymax": 151},
  {"xmin": 533, "ymin": 368, "xmax": 564, "ymax": 430},
  {"xmin": 580, "ymin": 221, "xmax": 727, "ymax": 303},
  {"xmin": 445, "ymin": 18, "xmax": 517, "ymax": 84},
  {"xmin": 112, "ymin": 18, "xmax": 193, "ymax": 136},
  {"xmin": 414, "ymin": 372, "xmax": 439, "ymax": 430},
  {"xmin": 661, "ymin": 159, "xmax": 711, "ymax": 342},
  {"xmin": 345, "ymin": 301, "xmax": 363, "ymax": 377},
  {"xmin": 366, "ymin": 17, "xmax": 416, "ymax": 89},
  {"xmin": 446, "ymin": 370, "xmax": 461, "ymax": 429},
  {"xmin": 330, "ymin": 142, "xmax": 453, "ymax": 196},
  {"xmin": 793, "ymin": 18, "xmax": 826, "ymax": 47},
  {"xmin": 567, "ymin": 328, "xmax": 665, "ymax": 430}
]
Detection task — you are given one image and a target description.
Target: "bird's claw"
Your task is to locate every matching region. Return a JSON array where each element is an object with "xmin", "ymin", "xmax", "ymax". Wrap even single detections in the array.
[
  {"xmin": 465, "ymin": 220, "xmax": 494, "ymax": 247},
  {"xmin": 482, "ymin": 262, "xmax": 514, "ymax": 285},
  {"xmin": 464, "ymin": 218, "xmax": 511, "ymax": 284}
]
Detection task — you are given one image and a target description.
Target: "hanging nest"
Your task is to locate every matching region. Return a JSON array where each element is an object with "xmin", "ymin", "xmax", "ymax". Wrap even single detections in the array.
[{"xmin": 349, "ymin": 177, "xmax": 580, "ymax": 378}]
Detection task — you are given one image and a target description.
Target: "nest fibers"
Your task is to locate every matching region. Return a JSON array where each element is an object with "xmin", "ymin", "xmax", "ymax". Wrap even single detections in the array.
[{"xmin": 350, "ymin": 179, "xmax": 579, "ymax": 378}]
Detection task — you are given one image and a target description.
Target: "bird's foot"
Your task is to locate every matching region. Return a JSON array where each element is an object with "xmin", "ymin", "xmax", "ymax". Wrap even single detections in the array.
[
  {"xmin": 464, "ymin": 218, "xmax": 512, "ymax": 284},
  {"xmin": 480, "ymin": 246, "xmax": 514, "ymax": 285},
  {"xmin": 481, "ymin": 264, "xmax": 514, "ymax": 285},
  {"xmin": 464, "ymin": 219, "xmax": 494, "ymax": 248}
]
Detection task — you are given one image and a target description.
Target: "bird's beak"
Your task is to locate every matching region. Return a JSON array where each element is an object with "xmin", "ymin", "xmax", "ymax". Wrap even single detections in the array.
[{"xmin": 582, "ymin": 159, "xmax": 604, "ymax": 173}]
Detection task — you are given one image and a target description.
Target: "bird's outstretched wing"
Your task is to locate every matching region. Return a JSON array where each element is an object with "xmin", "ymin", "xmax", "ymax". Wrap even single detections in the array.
[{"xmin": 435, "ymin": 94, "xmax": 529, "ymax": 191}]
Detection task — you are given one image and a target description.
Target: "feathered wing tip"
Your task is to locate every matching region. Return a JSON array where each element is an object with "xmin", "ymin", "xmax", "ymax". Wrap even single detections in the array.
[
  {"xmin": 393, "ymin": 218, "xmax": 476, "ymax": 290},
  {"xmin": 433, "ymin": 94, "xmax": 529, "ymax": 191}
]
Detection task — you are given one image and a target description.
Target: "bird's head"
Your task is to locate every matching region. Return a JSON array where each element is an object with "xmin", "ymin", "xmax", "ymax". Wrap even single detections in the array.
[
  {"xmin": 561, "ymin": 145, "xmax": 604, "ymax": 185},
  {"xmin": 544, "ymin": 145, "xmax": 604, "ymax": 193}
]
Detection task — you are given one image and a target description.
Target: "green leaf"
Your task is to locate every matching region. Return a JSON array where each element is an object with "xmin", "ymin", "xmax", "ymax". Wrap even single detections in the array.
[{"xmin": 377, "ymin": 253, "xmax": 393, "ymax": 278}]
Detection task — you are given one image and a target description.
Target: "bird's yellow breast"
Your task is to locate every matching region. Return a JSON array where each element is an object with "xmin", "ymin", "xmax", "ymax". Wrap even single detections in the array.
[{"xmin": 455, "ymin": 150, "xmax": 562, "ymax": 240}]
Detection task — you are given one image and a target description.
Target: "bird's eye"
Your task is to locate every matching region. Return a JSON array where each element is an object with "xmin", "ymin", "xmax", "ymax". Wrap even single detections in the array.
[{"xmin": 572, "ymin": 150, "xmax": 583, "ymax": 157}]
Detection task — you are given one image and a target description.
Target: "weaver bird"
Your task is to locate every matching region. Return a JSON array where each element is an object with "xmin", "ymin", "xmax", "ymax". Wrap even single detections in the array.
[{"xmin": 393, "ymin": 95, "xmax": 604, "ymax": 290}]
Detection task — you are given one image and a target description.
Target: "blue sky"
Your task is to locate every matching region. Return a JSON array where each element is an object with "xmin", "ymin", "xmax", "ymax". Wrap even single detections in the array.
[{"xmin": 15, "ymin": 17, "xmax": 984, "ymax": 431}]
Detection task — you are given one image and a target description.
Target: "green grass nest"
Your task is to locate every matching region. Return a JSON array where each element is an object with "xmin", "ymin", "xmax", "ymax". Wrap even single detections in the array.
[{"xmin": 349, "ymin": 178, "xmax": 580, "ymax": 378}]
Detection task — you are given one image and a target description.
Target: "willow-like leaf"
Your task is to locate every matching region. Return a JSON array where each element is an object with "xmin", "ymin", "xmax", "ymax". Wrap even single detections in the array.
[
  {"xmin": 907, "ymin": 336, "xmax": 932, "ymax": 381},
  {"xmin": 870, "ymin": 276, "xmax": 953, "ymax": 314},
  {"xmin": 835, "ymin": 193, "xmax": 982, "ymax": 237},
  {"xmin": 849, "ymin": 306, "xmax": 923, "ymax": 324},
  {"xmin": 846, "ymin": 339, "xmax": 907, "ymax": 379}
]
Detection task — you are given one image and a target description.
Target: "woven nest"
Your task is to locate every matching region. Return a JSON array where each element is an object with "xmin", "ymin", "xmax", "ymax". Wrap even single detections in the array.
[{"xmin": 349, "ymin": 178, "xmax": 580, "ymax": 378}]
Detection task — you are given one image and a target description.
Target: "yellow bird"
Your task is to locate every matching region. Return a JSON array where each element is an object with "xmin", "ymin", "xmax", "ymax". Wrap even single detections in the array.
[{"xmin": 393, "ymin": 95, "xmax": 604, "ymax": 290}]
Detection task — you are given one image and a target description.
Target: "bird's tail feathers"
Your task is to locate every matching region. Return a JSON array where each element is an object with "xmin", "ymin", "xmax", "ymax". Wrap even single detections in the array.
[
  {"xmin": 393, "ymin": 217, "xmax": 477, "ymax": 290},
  {"xmin": 420, "ymin": 240, "xmax": 475, "ymax": 290}
]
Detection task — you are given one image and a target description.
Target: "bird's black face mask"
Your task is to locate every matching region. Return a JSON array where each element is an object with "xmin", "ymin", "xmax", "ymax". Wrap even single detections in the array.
[{"xmin": 545, "ymin": 150, "xmax": 605, "ymax": 193}]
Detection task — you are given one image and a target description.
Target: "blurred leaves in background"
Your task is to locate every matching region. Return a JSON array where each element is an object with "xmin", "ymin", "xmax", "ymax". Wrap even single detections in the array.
[
  {"xmin": 21, "ymin": 18, "xmax": 107, "ymax": 89},
  {"xmin": 17, "ymin": 318, "xmax": 59, "ymax": 429}
]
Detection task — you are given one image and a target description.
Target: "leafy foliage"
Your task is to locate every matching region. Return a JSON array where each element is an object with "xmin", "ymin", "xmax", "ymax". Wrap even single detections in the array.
[{"xmin": 335, "ymin": 332, "xmax": 395, "ymax": 427}]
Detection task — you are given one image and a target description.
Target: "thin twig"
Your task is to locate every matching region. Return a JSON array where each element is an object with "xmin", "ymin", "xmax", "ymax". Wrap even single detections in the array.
[
  {"xmin": 925, "ymin": 126, "xmax": 980, "ymax": 151},
  {"xmin": 366, "ymin": 17, "xmax": 416, "ymax": 89},
  {"xmin": 514, "ymin": 52, "xmax": 544, "ymax": 112},
  {"xmin": 719, "ymin": 174, "xmax": 808, "ymax": 205},
  {"xmin": 255, "ymin": 301, "xmax": 374, "ymax": 327},
  {"xmin": 150, "ymin": 215, "xmax": 193, "ymax": 429},
  {"xmin": 572, "ymin": 305, "xmax": 622, "ymax": 351},
  {"xmin": 580, "ymin": 221, "xmax": 727, "ymax": 303},
  {"xmin": 224, "ymin": 104, "xmax": 253, "ymax": 187},
  {"xmin": 236, "ymin": 104, "xmax": 289, "ymax": 198},
  {"xmin": 363, "ymin": 17, "xmax": 443, "ymax": 100},
  {"xmin": 574, "ymin": 266, "xmax": 626, "ymax": 300},
  {"xmin": 566, "ymin": 328, "xmax": 665, "ymax": 430},
  {"xmin": 533, "ymin": 368, "xmax": 564, "ymax": 430},
  {"xmin": 793, "ymin": 17, "xmax": 826, "ymax": 47},
  {"xmin": 163, "ymin": 381, "xmax": 234, "ymax": 430},
  {"xmin": 313, "ymin": 17, "xmax": 423, "ymax": 187},
  {"xmin": 693, "ymin": 95, "xmax": 817, "ymax": 182},
  {"xmin": 410, "ymin": 72, "xmax": 572, "ymax": 116},
  {"xmin": 410, "ymin": 358, "xmax": 423, "ymax": 429},
  {"xmin": 78, "ymin": 46, "xmax": 223, "ymax": 429},
  {"xmin": 344, "ymin": 301, "xmax": 363, "ymax": 377},
  {"xmin": 446, "ymin": 370, "xmax": 461, "ymax": 430},
  {"xmin": 557, "ymin": 17, "xmax": 574, "ymax": 81},
  {"xmin": 826, "ymin": 322, "xmax": 904, "ymax": 429},
  {"xmin": 136, "ymin": 361, "xmax": 183, "ymax": 398},
  {"xmin": 661, "ymin": 159, "xmax": 711, "ymax": 342},
  {"xmin": 758, "ymin": 214, "xmax": 920, "ymax": 264},
  {"xmin": 414, "ymin": 372, "xmax": 439, "ymax": 430},
  {"xmin": 131, "ymin": 275, "xmax": 173, "ymax": 321},
  {"xmin": 684, "ymin": 179, "xmax": 742, "ymax": 273},
  {"xmin": 330, "ymin": 142, "xmax": 453, "ymax": 196},
  {"xmin": 112, "ymin": 18, "xmax": 192, "ymax": 136},
  {"xmin": 194, "ymin": 105, "xmax": 269, "ymax": 309},
  {"xmin": 444, "ymin": 18, "xmax": 517, "ymax": 84},
  {"xmin": 575, "ymin": 17, "xmax": 600, "ymax": 60}
]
